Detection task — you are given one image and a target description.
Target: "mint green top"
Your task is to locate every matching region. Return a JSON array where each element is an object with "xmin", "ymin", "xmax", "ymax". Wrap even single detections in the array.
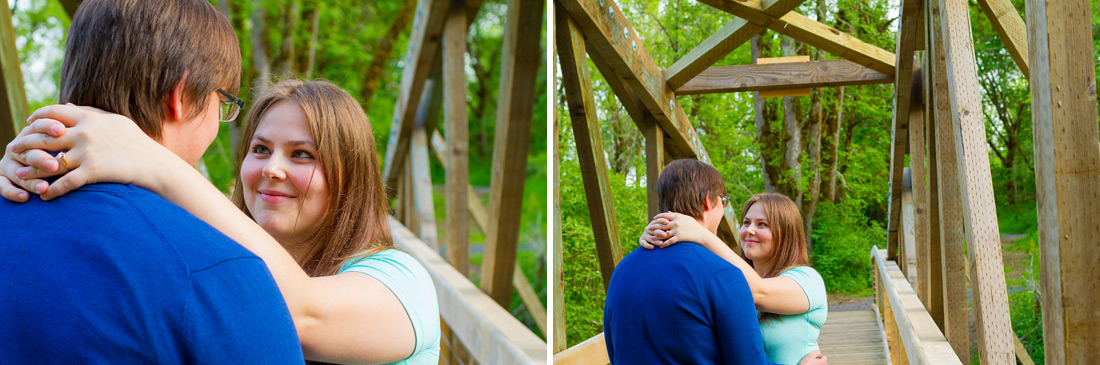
[
  {"xmin": 758, "ymin": 265, "xmax": 828, "ymax": 364},
  {"xmin": 339, "ymin": 249, "xmax": 440, "ymax": 365}
]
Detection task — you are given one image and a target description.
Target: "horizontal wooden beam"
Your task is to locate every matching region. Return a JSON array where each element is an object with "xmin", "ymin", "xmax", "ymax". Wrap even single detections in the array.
[
  {"xmin": 553, "ymin": 333, "xmax": 609, "ymax": 365},
  {"xmin": 665, "ymin": 0, "xmax": 806, "ymax": 89},
  {"xmin": 699, "ymin": 0, "xmax": 896, "ymax": 77},
  {"xmin": 676, "ymin": 59, "xmax": 890, "ymax": 95},
  {"xmin": 390, "ymin": 218, "xmax": 546, "ymax": 364}
]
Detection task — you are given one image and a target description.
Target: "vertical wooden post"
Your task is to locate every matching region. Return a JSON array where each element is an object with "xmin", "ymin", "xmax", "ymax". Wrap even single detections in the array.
[
  {"xmin": 411, "ymin": 127, "xmax": 439, "ymax": 248},
  {"xmin": 0, "ymin": 3, "xmax": 29, "ymax": 146},
  {"xmin": 642, "ymin": 113, "xmax": 664, "ymax": 218},
  {"xmin": 481, "ymin": 0, "xmax": 545, "ymax": 308},
  {"xmin": 938, "ymin": 0, "xmax": 1015, "ymax": 361},
  {"xmin": 1025, "ymin": 0, "xmax": 1100, "ymax": 362},
  {"xmin": 909, "ymin": 68, "xmax": 930, "ymax": 304},
  {"xmin": 921, "ymin": 51, "xmax": 945, "ymax": 332},
  {"xmin": 902, "ymin": 168, "xmax": 918, "ymax": 285},
  {"xmin": 444, "ymin": 0, "xmax": 470, "ymax": 276},
  {"xmin": 404, "ymin": 159, "xmax": 419, "ymax": 234},
  {"xmin": 551, "ymin": 5, "xmax": 568, "ymax": 352},
  {"xmin": 929, "ymin": 0, "xmax": 968, "ymax": 360}
]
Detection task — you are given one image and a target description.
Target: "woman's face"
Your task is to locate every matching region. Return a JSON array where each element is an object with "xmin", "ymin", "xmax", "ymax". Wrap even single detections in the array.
[
  {"xmin": 739, "ymin": 202, "xmax": 775, "ymax": 262},
  {"xmin": 240, "ymin": 100, "xmax": 330, "ymax": 247}
]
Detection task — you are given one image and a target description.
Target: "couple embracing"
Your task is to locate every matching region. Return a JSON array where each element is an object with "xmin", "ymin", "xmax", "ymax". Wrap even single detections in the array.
[{"xmin": 604, "ymin": 159, "xmax": 830, "ymax": 365}]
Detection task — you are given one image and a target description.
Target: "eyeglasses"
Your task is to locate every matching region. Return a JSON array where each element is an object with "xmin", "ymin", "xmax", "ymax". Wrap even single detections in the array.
[
  {"xmin": 719, "ymin": 194, "xmax": 731, "ymax": 208},
  {"xmin": 216, "ymin": 88, "xmax": 244, "ymax": 122}
]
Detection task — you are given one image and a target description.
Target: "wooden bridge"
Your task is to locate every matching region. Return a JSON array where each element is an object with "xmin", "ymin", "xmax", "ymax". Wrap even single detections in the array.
[
  {"xmin": 552, "ymin": 0, "xmax": 1098, "ymax": 364},
  {"xmin": 1, "ymin": 0, "xmax": 548, "ymax": 364}
]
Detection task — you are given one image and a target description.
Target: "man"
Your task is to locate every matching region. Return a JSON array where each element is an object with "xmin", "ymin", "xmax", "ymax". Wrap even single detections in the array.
[
  {"xmin": 0, "ymin": 0, "xmax": 302, "ymax": 362},
  {"xmin": 603, "ymin": 159, "xmax": 825, "ymax": 364}
]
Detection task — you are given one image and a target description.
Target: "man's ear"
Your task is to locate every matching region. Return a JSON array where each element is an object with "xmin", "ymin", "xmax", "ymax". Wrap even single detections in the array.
[
  {"xmin": 165, "ymin": 71, "xmax": 190, "ymax": 122},
  {"xmin": 703, "ymin": 194, "xmax": 714, "ymax": 211}
]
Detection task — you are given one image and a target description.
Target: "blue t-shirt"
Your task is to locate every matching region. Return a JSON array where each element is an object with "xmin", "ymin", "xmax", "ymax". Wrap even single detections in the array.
[
  {"xmin": 604, "ymin": 243, "xmax": 779, "ymax": 365},
  {"xmin": 760, "ymin": 266, "xmax": 828, "ymax": 364},
  {"xmin": 340, "ymin": 248, "xmax": 440, "ymax": 365},
  {"xmin": 0, "ymin": 183, "xmax": 303, "ymax": 363}
]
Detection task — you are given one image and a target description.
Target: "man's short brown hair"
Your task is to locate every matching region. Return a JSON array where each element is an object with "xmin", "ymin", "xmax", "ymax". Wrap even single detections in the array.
[
  {"xmin": 59, "ymin": 0, "xmax": 241, "ymax": 140},
  {"xmin": 657, "ymin": 159, "xmax": 727, "ymax": 219}
]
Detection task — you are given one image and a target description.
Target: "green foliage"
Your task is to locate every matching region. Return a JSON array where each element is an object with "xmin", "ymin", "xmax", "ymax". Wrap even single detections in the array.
[{"xmin": 809, "ymin": 200, "xmax": 885, "ymax": 294}]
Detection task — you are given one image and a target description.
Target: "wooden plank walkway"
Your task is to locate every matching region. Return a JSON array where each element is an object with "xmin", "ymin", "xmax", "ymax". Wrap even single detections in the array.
[{"xmin": 818, "ymin": 310, "xmax": 889, "ymax": 364}]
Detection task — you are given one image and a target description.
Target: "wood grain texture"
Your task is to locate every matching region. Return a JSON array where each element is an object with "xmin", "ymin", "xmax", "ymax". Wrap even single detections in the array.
[
  {"xmin": 698, "ymin": 0, "xmax": 896, "ymax": 76},
  {"xmin": 886, "ymin": 0, "xmax": 921, "ymax": 261},
  {"xmin": 382, "ymin": 0, "xmax": 450, "ymax": 195},
  {"xmin": 558, "ymin": 0, "xmax": 710, "ymax": 161},
  {"xmin": 665, "ymin": 0, "xmax": 806, "ymax": 88},
  {"xmin": 1025, "ymin": 0, "xmax": 1100, "ymax": 362},
  {"xmin": 443, "ymin": 2, "xmax": 470, "ymax": 276},
  {"xmin": 553, "ymin": 333, "xmax": 609, "ymax": 365},
  {"xmin": 976, "ymin": 0, "xmax": 1029, "ymax": 77},
  {"xmin": 481, "ymin": 0, "xmax": 545, "ymax": 309},
  {"xmin": 938, "ymin": 0, "xmax": 1014, "ymax": 361},
  {"xmin": 921, "ymin": 52, "xmax": 945, "ymax": 334},
  {"xmin": 908, "ymin": 71, "xmax": 931, "ymax": 308},
  {"xmin": 557, "ymin": 10, "xmax": 623, "ymax": 289},
  {"xmin": 676, "ymin": 59, "xmax": 890, "ymax": 95},
  {"xmin": 755, "ymin": 56, "xmax": 812, "ymax": 98},
  {"xmin": 391, "ymin": 218, "xmax": 547, "ymax": 364},
  {"xmin": 643, "ymin": 113, "xmax": 665, "ymax": 218},
  {"xmin": 872, "ymin": 248, "xmax": 964, "ymax": 364},
  {"xmin": 0, "ymin": 2, "xmax": 28, "ymax": 145},
  {"xmin": 928, "ymin": 0, "xmax": 969, "ymax": 359},
  {"xmin": 553, "ymin": 11, "xmax": 567, "ymax": 350}
]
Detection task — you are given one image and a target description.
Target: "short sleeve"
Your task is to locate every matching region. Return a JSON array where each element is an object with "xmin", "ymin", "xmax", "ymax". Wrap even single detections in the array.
[
  {"xmin": 340, "ymin": 250, "xmax": 440, "ymax": 363},
  {"xmin": 780, "ymin": 266, "xmax": 827, "ymax": 310}
]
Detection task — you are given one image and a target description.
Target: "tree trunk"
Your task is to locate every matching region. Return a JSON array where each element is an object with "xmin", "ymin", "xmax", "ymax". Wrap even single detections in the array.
[
  {"xmin": 752, "ymin": 35, "xmax": 781, "ymax": 193},
  {"xmin": 275, "ymin": 0, "xmax": 300, "ymax": 76},
  {"xmin": 780, "ymin": 36, "xmax": 802, "ymax": 207},
  {"xmin": 298, "ymin": 3, "xmax": 321, "ymax": 78},
  {"xmin": 250, "ymin": 0, "xmax": 272, "ymax": 99},
  {"xmin": 360, "ymin": 1, "xmax": 414, "ymax": 110}
]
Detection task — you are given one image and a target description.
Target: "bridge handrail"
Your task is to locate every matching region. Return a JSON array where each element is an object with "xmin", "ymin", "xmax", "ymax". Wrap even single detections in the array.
[
  {"xmin": 390, "ymin": 217, "xmax": 546, "ymax": 364},
  {"xmin": 553, "ymin": 332, "xmax": 609, "ymax": 365},
  {"xmin": 871, "ymin": 247, "xmax": 961, "ymax": 364}
]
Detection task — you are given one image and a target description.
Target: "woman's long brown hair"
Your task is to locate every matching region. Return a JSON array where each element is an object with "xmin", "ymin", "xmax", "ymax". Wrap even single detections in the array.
[
  {"xmin": 230, "ymin": 79, "xmax": 393, "ymax": 277},
  {"xmin": 740, "ymin": 193, "xmax": 809, "ymax": 323}
]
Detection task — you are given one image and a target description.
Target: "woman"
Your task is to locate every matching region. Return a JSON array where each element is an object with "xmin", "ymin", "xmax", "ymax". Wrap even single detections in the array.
[
  {"xmin": 641, "ymin": 193, "xmax": 827, "ymax": 365},
  {"xmin": 1, "ymin": 80, "xmax": 439, "ymax": 364}
]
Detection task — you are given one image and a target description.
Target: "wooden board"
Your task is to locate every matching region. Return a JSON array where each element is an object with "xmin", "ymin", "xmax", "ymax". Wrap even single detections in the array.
[
  {"xmin": 754, "ymin": 56, "xmax": 812, "ymax": 98},
  {"xmin": 664, "ymin": 0, "xmax": 806, "ymax": 89},
  {"xmin": 382, "ymin": 0, "xmax": 450, "ymax": 195},
  {"xmin": 698, "ymin": 0, "xmax": 896, "ymax": 77},
  {"xmin": 1024, "ymin": 0, "xmax": 1100, "ymax": 362},
  {"xmin": 928, "ymin": 0, "xmax": 969, "ymax": 359},
  {"xmin": 676, "ymin": 59, "xmax": 891, "ymax": 95},
  {"xmin": 554, "ymin": 333, "xmax": 609, "ymax": 365},
  {"xmin": 0, "ymin": 2, "xmax": 28, "ymax": 146},
  {"xmin": 885, "ymin": 0, "xmax": 921, "ymax": 261},
  {"xmin": 553, "ymin": 81, "xmax": 567, "ymax": 353},
  {"xmin": 391, "ymin": 218, "xmax": 546, "ymax": 364},
  {"xmin": 908, "ymin": 70, "xmax": 930, "ymax": 307},
  {"xmin": 817, "ymin": 310, "xmax": 889, "ymax": 364},
  {"xmin": 642, "ymin": 113, "xmax": 665, "ymax": 218},
  {"xmin": 872, "ymin": 248, "xmax": 963, "ymax": 364},
  {"xmin": 937, "ymin": 0, "xmax": 1015, "ymax": 361},
  {"xmin": 443, "ymin": 4, "xmax": 470, "ymax": 276},
  {"xmin": 557, "ymin": 10, "xmax": 624, "ymax": 289},
  {"xmin": 975, "ymin": 0, "xmax": 1029, "ymax": 77},
  {"xmin": 481, "ymin": 0, "xmax": 545, "ymax": 309}
]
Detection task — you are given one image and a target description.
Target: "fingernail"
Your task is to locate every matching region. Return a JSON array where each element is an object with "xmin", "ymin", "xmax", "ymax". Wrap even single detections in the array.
[
  {"xmin": 51, "ymin": 125, "xmax": 63, "ymax": 136},
  {"xmin": 35, "ymin": 181, "xmax": 47, "ymax": 194},
  {"xmin": 18, "ymin": 191, "xmax": 27, "ymax": 200},
  {"xmin": 9, "ymin": 142, "xmax": 17, "ymax": 152},
  {"xmin": 16, "ymin": 167, "xmax": 27, "ymax": 179}
]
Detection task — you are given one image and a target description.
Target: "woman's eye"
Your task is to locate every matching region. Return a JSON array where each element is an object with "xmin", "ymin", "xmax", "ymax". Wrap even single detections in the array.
[
  {"xmin": 742, "ymin": 220, "xmax": 750, "ymax": 226},
  {"xmin": 758, "ymin": 223, "xmax": 768, "ymax": 228},
  {"xmin": 251, "ymin": 145, "xmax": 270, "ymax": 154},
  {"xmin": 292, "ymin": 150, "xmax": 315, "ymax": 159}
]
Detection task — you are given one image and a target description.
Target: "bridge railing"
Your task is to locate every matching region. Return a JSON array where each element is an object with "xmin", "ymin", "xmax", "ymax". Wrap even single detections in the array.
[{"xmin": 871, "ymin": 247, "xmax": 961, "ymax": 365}]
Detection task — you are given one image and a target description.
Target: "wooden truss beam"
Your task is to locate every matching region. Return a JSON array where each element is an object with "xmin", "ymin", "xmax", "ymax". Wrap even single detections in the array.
[
  {"xmin": 390, "ymin": 219, "xmax": 547, "ymax": 364},
  {"xmin": 886, "ymin": 0, "xmax": 920, "ymax": 260},
  {"xmin": 675, "ymin": 59, "xmax": 890, "ymax": 95},
  {"xmin": 383, "ymin": 0, "xmax": 485, "ymax": 196},
  {"xmin": 1, "ymin": 3, "xmax": 28, "ymax": 146},
  {"xmin": 698, "ymin": 0, "xmax": 896, "ymax": 77},
  {"xmin": 976, "ymin": 0, "xmax": 1029, "ymax": 77},
  {"xmin": 1025, "ymin": 0, "xmax": 1100, "ymax": 362},
  {"xmin": 556, "ymin": 9, "xmax": 623, "ymax": 290},
  {"xmin": 938, "ymin": 0, "xmax": 1014, "ymax": 361},
  {"xmin": 665, "ymin": 0, "xmax": 806, "ymax": 89},
  {"xmin": 481, "ymin": 0, "xmax": 546, "ymax": 310},
  {"xmin": 443, "ymin": 1, "xmax": 470, "ymax": 276}
]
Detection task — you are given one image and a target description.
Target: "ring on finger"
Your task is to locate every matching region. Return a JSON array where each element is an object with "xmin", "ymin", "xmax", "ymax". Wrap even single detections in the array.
[{"xmin": 57, "ymin": 151, "xmax": 69, "ymax": 170}]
